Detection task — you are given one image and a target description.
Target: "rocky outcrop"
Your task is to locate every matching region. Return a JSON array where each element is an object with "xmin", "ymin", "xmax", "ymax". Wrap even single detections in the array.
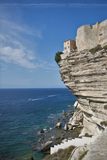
[
  {"xmin": 50, "ymin": 135, "xmax": 97, "ymax": 155},
  {"xmin": 68, "ymin": 146, "xmax": 88, "ymax": 160},
  {"xmin": 83, "ymin": 128, "xmax": 107, "ymax": 160},
  {"xmin": 69, "ymin": 128, "xmax": 107, "ymax": 160},
  {"xmin": 46, "ymin": 19, "xmax": 107, "ymax": 160},
  {"xmin": 58, "ymin": 19, "xmax": 107, "ymax": 137}
]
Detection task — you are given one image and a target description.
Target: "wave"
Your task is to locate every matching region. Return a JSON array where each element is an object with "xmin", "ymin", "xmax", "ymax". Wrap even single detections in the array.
[
  {"xmin": 48, "ymin": 112, "xmax": 62, "ymax": 120},
  {"xmin": 47, "ymin": 95, "xmax": 56, "ymax": 98},
  {"xmin": 28, "ymin": 95, "xmax": 57, "ymax": 102},
  {"xmin": 28, "ymin": 98, "xmax": 44, "ymax": 101},
  {"xmin": 48, "ymin": 114, "xmax": 55, "ymax": 119}
]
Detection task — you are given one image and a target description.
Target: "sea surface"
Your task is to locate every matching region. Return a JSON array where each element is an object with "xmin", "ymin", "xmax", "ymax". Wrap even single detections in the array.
[{"xmin": 0, "ymin": 88, "xmax": 76, "ymax": 160}]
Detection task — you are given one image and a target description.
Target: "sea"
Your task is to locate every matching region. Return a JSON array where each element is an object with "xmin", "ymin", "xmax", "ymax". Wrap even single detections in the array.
[{"xmin": 0, "ymin": 88, "xmax": 76, "ymax": 160}]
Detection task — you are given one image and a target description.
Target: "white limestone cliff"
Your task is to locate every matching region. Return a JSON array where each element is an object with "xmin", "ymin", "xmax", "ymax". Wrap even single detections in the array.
[
  {"xmin": 49, "ymin": 19, "xmax": 107, "ymax": 160},
  {"xmin": 58, "ymin": 19, "xmax": 107, "ymax": 138}
]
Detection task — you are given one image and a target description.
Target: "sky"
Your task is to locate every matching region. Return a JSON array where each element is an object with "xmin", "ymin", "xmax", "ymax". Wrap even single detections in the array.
[{"xmin": 0, "ymin": 0, "xmax": 107, "ymax": 88}]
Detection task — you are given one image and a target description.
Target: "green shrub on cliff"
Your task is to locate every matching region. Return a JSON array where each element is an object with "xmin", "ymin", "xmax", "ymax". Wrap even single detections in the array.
[
  {"xmin": 79, "ymin": 150, "xmax": 88, "ymax": 160},
  {"xmin": 44, "ymin": 146, "xmax": 75, "ymax": 160},
  {"xmin": 55, "ymin": 51, "xmax": 63, "ymax": 63},
  {"xmin": 100, "ymin": 121, "xmax": 107, "ymax": 126},
  {"xmin": 89, "ymin": 45, "xmax": 102, "ymax": 54},
  {"xmin": 103, "ymin": 45, "xmax": 107, "ymax": 50}
]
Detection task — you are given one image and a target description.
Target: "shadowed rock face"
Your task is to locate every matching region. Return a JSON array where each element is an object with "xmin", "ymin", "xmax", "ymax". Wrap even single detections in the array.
[{"xmin": 58, "ymin": 20, "xmax": 107, "ymax": 136}]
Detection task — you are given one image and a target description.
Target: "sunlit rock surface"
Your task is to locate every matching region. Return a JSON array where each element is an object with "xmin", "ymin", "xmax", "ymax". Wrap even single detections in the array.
[
  {"xmin": 59, "ymin": 19, "xmax": 107, "ymax": 137},
  {"xmin": 83, "ymin": 128, "xmax": 107, "ymax": 160},
  {"xmin": 54, "ymin": 19, "xmax": 107, "ymax": 160},
  {"xmin": 76, "ymin": 20, "xmax": 107, "ymax": 51}
]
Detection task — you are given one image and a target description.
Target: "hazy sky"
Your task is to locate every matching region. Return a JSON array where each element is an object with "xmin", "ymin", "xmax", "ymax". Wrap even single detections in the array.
[{"xmin": 0, "ymin": 0, "xmax": 107, "ymax": 88}]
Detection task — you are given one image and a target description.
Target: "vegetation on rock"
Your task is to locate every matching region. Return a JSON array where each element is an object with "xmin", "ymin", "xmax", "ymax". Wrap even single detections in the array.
[
  {"xmin": 55, "ymin": 51, "xmax": 63, "ymax": 63},
  {"xmin": 89, "ymin": 45, "xmax": 102, "ymax": 53},
  {"xmin": 79, "ymin": 150, "xmax": 88, "ymax": 160},
  {"xmin": 103, "ymin": 45, "xmax": 107, "ymax": 50},
  {"xmin": 43, "ymin": 146, "xmax": 75, "ymax": 160},
  {"xmin": 100, "ymin": 121, "xmax": 107, "ymax": 126}
]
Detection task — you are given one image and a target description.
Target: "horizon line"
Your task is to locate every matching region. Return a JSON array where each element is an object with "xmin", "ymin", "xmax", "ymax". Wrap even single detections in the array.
[
  {"xmin": 0, "ymin": 3, "xmax": 107, "ymax": 7},
  {"xmin": 0, "ymin": 87, "xmax": 66, "ymax": 89}
]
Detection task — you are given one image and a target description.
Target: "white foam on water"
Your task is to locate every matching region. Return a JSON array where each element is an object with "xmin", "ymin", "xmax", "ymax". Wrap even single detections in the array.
[
  {"xmin": 28, "ymin": 95, "xmax": 57, "ymax": 102},
  {"xmin": 28, "ymin": 98, "xmax": 44, "ymax": 101},
  {"xmin": 47, "ymin": 95, "xmax": 56, "ymax": 98}
]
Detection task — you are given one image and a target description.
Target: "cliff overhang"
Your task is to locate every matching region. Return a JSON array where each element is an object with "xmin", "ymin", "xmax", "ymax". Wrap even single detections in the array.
[{"xmin": 58, "ymin": 19, "xmax": 107, "ymax": 137}]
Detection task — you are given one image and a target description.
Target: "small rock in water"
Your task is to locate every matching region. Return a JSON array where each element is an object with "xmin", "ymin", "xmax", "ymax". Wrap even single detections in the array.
[
  {"xmin": 37, "ymin": 129, "xmax": 45, "ymax": 135},
  {"xmin": 43, "ymin": 128, "xmax": 47, "ymax": 132},
  {"xmin": 55, "ymin": 122, "xmax": 62, "ymax": 128},
  {"xmin": 68, "ymin": 123, "xmax": 73, "ymax": 130},
  {"xmin": 40, "ymin": 129, "xmax": 45, "ymax": 133},
  {"xmin": 64, "ymin": 124, "xmax": 68, "ymax": 131},
  {"xmin": 41, "ymin": 141, "xmax": 53, "ymax": 152},
  {"xmin": 30, "ymin": 157, "xmax": 34, "ymax": 160}
]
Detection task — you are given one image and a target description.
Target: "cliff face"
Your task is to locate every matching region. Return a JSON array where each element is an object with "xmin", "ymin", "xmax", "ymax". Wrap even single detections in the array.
[{"xmin": 59, "ymin": 20, "xmax": 107, "ymax": 136}]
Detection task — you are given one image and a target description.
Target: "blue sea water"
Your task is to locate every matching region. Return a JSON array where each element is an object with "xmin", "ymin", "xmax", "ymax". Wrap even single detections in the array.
[{"xmin": 0, "ymin": 88, "xmax": 76, "ymax": 160}]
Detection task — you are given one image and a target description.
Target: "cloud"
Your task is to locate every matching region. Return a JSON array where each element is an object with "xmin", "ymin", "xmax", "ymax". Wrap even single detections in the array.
[
  {"xmin": 0, "ymin": 46, "xmax": 37, "ymax": 69},
  {"xmin": 0, "ymin": 19, "xmax": 43, "ymax": 69},
  {"xmin": 0, "ymin": 19, "xmax": 43, "ymax": 38},
  {"xmin": 0, "ymin": 19, "xmax": 57, "ymax": 71}
]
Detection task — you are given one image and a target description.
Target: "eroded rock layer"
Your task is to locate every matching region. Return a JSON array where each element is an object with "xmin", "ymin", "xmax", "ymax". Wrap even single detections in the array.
[{"xmin": 59, "ymin": 46, "xmax": 107, "ymax": 136}]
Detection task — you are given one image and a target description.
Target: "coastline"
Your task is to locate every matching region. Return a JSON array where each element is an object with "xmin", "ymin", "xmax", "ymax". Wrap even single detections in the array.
[
  {"xmin": 0, "ymin": 88, "xmax": 76, "ymax": 160},
  {"xmin": 35, "ymin": 101, "xmax": 83, "ymax": 160}
]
